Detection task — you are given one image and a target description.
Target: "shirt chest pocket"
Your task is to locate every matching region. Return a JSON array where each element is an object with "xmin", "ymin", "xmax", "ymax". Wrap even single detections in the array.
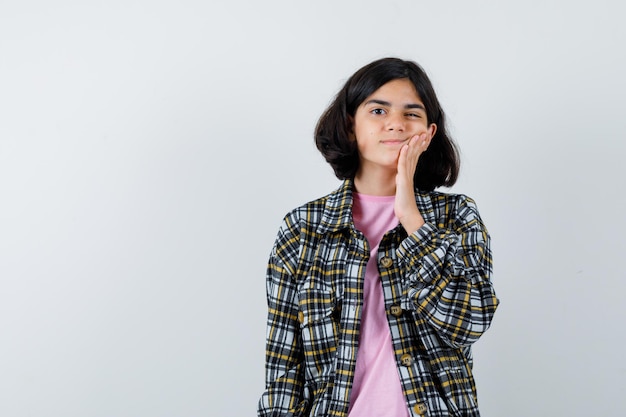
[{"xmin": 297, "ymin": 287, "xmax": 342, "ymax": 380}]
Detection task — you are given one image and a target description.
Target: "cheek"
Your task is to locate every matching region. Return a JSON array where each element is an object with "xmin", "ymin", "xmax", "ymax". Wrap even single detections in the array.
[
  {"xmin": 353, "ymin": 126, "xmax": 373, "ymax": 143},
  {"xmin": 413, "ymin": 122, "xmax": 432, "ymax": 135}
]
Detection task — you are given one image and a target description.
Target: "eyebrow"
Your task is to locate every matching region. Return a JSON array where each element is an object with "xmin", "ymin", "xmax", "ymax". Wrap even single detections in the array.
[{"xmin": 365, "ymin": 99, "xmax": 425, "ymax": 110}]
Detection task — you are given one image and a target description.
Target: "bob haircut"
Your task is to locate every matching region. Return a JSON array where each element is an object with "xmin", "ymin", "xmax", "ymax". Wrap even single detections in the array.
[{"xmin": 314, "ymin": 57, "xmax": 459, "ymax": 192}]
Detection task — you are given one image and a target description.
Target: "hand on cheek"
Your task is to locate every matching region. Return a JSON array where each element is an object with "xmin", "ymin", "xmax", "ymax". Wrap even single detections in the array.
[
  {"xmin": 397, "ymin": 133, "xmax": 431, "ymax": 178},
  {"xmin": 394, "ymin": 132, "xmax": 432, "ymax": 234}
]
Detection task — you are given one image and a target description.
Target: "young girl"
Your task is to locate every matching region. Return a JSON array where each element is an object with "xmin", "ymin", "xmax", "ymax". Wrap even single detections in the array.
[{"xmin": 258, "ymin": 58, "xmax": 499, "ymax": 417}]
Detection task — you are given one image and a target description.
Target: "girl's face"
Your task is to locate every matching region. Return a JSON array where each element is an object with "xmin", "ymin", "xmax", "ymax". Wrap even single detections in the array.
[{"xmin": 351, "ymin": 78, "xmax": 436, "ymax": 175}]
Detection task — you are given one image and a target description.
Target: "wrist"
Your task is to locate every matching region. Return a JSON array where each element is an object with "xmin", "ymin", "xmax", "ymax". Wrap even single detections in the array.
[{"xmin": 399, "ymin": 211, "xmax": 425, "ymax": 235}]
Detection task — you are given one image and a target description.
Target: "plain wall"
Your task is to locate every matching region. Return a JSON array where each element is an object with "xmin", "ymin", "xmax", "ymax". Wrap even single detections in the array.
[{"xmin": 1, "ymin": 1, "xmax": 625, "ymax": 416}]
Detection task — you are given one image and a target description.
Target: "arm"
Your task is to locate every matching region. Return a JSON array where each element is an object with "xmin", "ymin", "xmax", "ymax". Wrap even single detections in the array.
[
  {"xmin": 396, "ymin": 196, "xmax": 499, "ymax": 348},
  {"xmin": 394, "ymin": 133, "xmax": 498, "ymax": 348},
  {"xmin": 258, "ymin": 215, "xmax": 306, "ymax": 417}
]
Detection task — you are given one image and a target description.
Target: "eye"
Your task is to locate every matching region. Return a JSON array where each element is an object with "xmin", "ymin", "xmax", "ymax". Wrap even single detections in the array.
[
  {"xmin": 370, "ymin": 108, "xmax": 386, "ymax": 115},
  {"xmin": 406, "ymin": 112, "xmax": 421, "ymax": 118}
]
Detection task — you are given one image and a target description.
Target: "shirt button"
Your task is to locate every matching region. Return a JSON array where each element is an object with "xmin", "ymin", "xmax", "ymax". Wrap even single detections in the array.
[
  {"xmin": 413, "ymin": 402, "xmax": 428, "ymax": 415},
  {"xmin": 400, "ymin": 353, "xmax": 413, "ymax": 367},
  {"xmin": 390, "ymin": 305, "xmax": 403, "ymax": 317},
  {"xmin": 380, "ymin": 256, "xmax": 393, "ymax": 268}
]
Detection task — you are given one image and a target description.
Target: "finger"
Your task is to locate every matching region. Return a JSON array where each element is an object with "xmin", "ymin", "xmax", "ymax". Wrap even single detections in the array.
[
  {"xmin": 402, "ymin": 133, "xmax": 430, "ymax": 174},
  {"xmin": 408, "ymin": 134, "xmax": 427, "ymax": 157},
  {"xmin": 409, "ymin": 133, "xmax": 428, "ymax": 149},
  {"xmin": 409, "ymin": 134, "xmax": 422, "ymax": 148},
  {"xmin": 400, "ymin": 141, "xmax": 418, "ymax": 173},
  {"xmin": 419, "ymin": 132, "xmax": 431, "ymax": 152},
  {"xmin": 397, "ymin": 142, "xmax": 408, "ymax": 174}
]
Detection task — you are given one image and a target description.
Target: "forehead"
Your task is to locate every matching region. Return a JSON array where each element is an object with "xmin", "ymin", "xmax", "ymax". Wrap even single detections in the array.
[{"xmin": 364, "ymin": 78, "xmax": 422, "ymax": 104}]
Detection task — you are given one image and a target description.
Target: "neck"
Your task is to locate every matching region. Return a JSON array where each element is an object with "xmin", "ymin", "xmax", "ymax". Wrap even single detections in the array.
[{"xmin": 353, "ymin": 167, "xmax": 396, "ymax": 196}]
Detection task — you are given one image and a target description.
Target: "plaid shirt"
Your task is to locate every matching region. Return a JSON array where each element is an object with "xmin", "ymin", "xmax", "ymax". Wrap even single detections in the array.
[{"xmin": 258, "ymin": 180, "xmax": 499, "ymax": 417}]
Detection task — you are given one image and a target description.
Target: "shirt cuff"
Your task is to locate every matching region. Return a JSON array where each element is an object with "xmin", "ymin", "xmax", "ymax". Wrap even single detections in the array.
[{"xmin": 397, "ymin": 222, "xmax": 437, "ymax": 264}]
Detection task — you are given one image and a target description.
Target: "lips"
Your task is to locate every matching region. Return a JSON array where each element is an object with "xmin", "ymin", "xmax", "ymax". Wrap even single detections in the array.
[{"xmin": 380, "ymin": 139, "xmax": 407, "ymax": 145}]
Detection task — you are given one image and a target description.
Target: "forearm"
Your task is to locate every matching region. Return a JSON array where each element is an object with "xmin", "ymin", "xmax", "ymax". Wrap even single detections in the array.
[{"xmin": 397, "ymin": 208, "xmax": 499, "ymax": 347}]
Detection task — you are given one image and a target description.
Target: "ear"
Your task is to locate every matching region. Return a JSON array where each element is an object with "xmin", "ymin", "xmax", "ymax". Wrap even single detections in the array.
[{"xmin": 428, "ymin": 123, "xmax": 437, "ymax": 138}]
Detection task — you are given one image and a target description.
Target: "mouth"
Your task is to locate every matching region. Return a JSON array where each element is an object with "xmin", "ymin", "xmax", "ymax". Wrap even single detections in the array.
[{"xmin": 380, "ymin": 139, "xmax": 408, "ymax": 145}]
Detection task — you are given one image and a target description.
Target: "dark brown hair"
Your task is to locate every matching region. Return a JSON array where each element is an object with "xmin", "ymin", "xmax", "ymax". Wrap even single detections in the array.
[{"xmin": 314, "ymin": 57, "xmax": 459, "ymax": 191}]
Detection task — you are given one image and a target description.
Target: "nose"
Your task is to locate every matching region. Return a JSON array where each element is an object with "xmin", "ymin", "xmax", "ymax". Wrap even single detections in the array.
[{"xmin": 385, "ymin": 111, "xmax": 405, "ymax": 131}]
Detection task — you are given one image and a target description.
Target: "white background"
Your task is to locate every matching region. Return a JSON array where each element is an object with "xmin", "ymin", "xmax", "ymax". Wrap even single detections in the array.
[{"xmin": 1, "ymin": 1, "xmax": 625, "ymax": 416}]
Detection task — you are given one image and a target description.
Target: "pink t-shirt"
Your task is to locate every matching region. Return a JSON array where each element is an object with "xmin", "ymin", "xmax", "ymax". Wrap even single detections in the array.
[{"xmin": 348, "ymin": 193, "xmax": 410, "ymax": 417}]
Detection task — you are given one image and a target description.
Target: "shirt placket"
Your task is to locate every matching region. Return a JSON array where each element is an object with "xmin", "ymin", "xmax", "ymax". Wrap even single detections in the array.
[{"xmin": 378, "ymin": 231, "xmax": 434, "ymax": 417}]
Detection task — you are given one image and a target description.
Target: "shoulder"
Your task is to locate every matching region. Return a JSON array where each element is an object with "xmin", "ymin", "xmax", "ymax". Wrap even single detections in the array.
[
  {"xmin": 426, "ymin": 190, "xmax": 478, "ymax": 209},
  {"xmin": 274, "ymin": 185, "xmax": 340, "ymax": 242},
  {"xmin": 416, "ymin": 190, "xmax": 483, "ymax": 227},
  {"xmin": 280, "ymin": 180, "xmax": 351, "ymax": 235},
  {"xmin": 281, "ymin": 192, "xmax": 333, "ymax": 231},
  {"xmin": 271, "ymin": 189, "xmax": 340, "ymax": 273}
]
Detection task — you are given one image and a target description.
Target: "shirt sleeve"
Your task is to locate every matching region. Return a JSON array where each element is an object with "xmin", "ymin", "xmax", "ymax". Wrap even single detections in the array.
[
  {"xmin": 258, "ymin": 214, "xmax": 308, "ymax": 417},
  {"xmin": 395, "ymin": 195, "xmax": 499, "ymax": 348}
]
